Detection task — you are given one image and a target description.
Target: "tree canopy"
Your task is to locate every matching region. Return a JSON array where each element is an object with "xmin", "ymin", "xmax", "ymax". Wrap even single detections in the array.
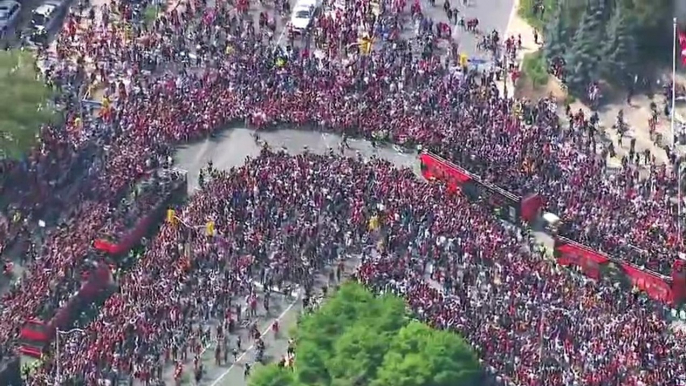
[
  {"xmin": 250, "ymin": 282, "xmax": 483, "ymax": 386},
  {"xmin": 0, "ymin": 50, "xmax": 59, "ymax": 160},
  {"xmin": 526, "ymin": 0, "xmax": 675, "ymax": 93}
]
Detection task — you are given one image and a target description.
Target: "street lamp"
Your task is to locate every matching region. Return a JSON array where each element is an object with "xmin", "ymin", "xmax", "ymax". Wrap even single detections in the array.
[{"xmin": 55, "ymin": 328, "xmax": 85, "ymax": 382}]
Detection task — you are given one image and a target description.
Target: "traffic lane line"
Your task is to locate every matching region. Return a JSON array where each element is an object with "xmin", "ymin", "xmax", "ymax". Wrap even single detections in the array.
[{"xmin": 208, "ymin": 292, "xmax": 301, "ymax": 386}]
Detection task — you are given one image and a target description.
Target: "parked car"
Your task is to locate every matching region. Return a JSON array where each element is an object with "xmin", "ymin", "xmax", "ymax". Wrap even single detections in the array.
[
  {"xmin": 0, "ymin": 0, "xmax": 21, "ymax": 37},
  {"xmin": 27, "ymin": 0, "xmax": 66, "ymax": 45},
  {"xmin": 289, "ymin": 4, "xmax": 314, "ymax": 32},
  {"xmin": 30, "ymin": 0, "xmax": 66, "ymax": 33}
]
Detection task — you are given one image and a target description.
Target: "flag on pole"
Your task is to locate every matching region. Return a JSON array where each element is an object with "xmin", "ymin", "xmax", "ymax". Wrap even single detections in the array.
[{"xmin": 680, "ymin": 30, "xmax": 686, "ymax": 65}]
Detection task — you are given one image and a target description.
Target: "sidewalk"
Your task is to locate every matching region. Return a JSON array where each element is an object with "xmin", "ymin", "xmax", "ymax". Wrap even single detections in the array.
[
  {"xmin": 499, "ymin": 1, "xmax": 673, "ymax": 167},
  {"xmin": 497, "ymin": 0, "xmax": 537, "ymax": 98}
]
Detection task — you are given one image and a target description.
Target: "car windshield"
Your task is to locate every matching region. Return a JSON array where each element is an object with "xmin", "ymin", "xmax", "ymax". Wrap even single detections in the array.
[
  {"xmin": 32, "ymin": 12, "xmax": 47, "ymax": 26},
  {"xmin": 295, "ymin": 9, "xmax": 310, "ymax": 18}
]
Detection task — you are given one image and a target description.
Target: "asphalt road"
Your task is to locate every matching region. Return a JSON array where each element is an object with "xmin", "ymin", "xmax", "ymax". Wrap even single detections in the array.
[
  {"xmin": 175, "ymin": 127, "xmax": 419, "ymax": 192},
  {"xmin": 413, "ymin": 0, "xmax": 515, "ymax": 65},
  {"xmin": 173, "ymin": 129, "xmax": 415, "ymax": 386}
]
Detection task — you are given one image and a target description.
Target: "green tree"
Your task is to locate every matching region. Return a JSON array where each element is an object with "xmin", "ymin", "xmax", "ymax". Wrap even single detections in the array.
[
  {"xmin": 564, "ymin": 0, "xmax": 607, "ymax": 94},
  {"xmin": 0, "ymin": 50, "xmax": 59, "ymax": 160},
  {"xmin": 249, "ymin": 364, "xmax": 296, "ymax": 386},
  {"xmin": 251, "ymin": 282, "xmax": 484, "ymax": 386},
  {"xmin": 602, "ymin": 4, "xmax": 637, "ymax": 83},
  {"xmin": 620, "ymin": 0, "xmax": 674, "ymax": 56},
  {"xmin": 372, "ymin": 322, "xmax": 481, "ymax": 386},
  {"xmin": 543, "ymin": 2, "xmax": 571, "ymax": 62}
]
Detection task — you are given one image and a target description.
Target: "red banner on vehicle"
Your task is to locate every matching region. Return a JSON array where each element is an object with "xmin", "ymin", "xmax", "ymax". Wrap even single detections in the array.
[
  {"xmin": 621, "ymin": 263, "xmax": 673, "ymax": 304},
  {"xmin": 554, "ymin": 238, "xmax": 609, "ymax": 279},
  {"xmin": 419, "ymin": 153, "xmax": 472, "ymax": 191}
]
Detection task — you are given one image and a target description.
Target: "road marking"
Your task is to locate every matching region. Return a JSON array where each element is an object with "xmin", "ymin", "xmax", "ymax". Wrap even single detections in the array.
[
  {"xmin": 275, "ymin": 25, "xmax": 288, "ymax": 50},
  {"xmin": 208, "ymin": 295, "xmax": 300, "ymax": 386},
  {"xmin": 193, "ymin": 138, "xmax": 213, "ymax": 166}
]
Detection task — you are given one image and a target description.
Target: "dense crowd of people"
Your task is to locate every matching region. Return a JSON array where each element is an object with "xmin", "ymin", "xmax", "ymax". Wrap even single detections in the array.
[
  {"xmin": 35, "ymin": 0, "xmax": 686, "ymax": 274},
  {"xmin": 0, "ymin": 0, "xmax": 681, "ymax": 276},
  {"xmin": 24, "ymin": 150, "xmax": 685, "ymax": 386},
  {"xmin": 0, "ymin": 0, "xmax": 682, "ymax": 383}
]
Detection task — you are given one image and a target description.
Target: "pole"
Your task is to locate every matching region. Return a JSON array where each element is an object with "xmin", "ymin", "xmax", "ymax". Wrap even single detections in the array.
[
  {"xmin": 672, "ymin": 17, "xmax": 678, "ymax": 148},
  {"xmin": 680, "ymin": 163, "xmax": 683, "ymax": 246},
  {"xmin": 538, "ymin": 309, "xmax": 544, "ymax": 363},
  {"xmin": 55, "ymin": 327, "xmax": 60, "ymax": 381},
  {"xmin": 503, "ymin": 49, "xmax": 509, "ymax": 98}
]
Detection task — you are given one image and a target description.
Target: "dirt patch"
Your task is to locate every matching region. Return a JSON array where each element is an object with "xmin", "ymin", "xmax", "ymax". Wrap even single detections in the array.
[{"xmin": 515, "ymin": 74, "xmax": 568, "ymax": 103}]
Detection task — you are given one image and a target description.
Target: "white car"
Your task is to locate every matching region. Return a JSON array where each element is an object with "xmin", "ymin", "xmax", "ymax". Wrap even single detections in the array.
[{"xmin": 290, "ymin": 5, "xmax": 314, "ymax": 32}]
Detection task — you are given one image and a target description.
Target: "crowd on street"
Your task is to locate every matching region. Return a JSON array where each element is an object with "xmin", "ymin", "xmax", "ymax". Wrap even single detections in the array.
[
  {"xmin": 11, "ymin": 0, "xmax": 681, "ymax": 275},
  {"xmin": 0, "ymin": 0, "xmax": 683, "ymax": 383},
  {"xmin": 25, "ymin": 150, "xmax": 686, "ymax": 386}
]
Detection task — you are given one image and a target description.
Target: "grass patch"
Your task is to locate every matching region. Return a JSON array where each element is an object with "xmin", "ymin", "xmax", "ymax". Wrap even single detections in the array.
[
  {"xmin": 518, "ymin": 0, "xmax": 555, "ymax": 32},
  {"xmin": 0, "ymin": 50, "xmax": 60, "ymax": 160},
  {"xmin": 521, "ymin": 51, "xmax": 549, "ymax": 89}
]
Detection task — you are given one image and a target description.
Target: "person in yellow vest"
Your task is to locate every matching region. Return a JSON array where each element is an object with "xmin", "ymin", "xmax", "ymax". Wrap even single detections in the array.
[
  {"xmin": 359, "ymin": 34, "xmax": 372, "ymax": 55},
  {"xmin": 206, "ymin": 221, "xmax": 215, "ymax": 236},
  {"xmin": 167, "ymin": 209, "xmax": 176, "ymax": 225},
  {"xmin": 459, "ymin": 53, "xmax": 468, "ymax": 68},
  {"xmin": 368, "ymin": 215, "xmax": 379, "ymax": 231}
]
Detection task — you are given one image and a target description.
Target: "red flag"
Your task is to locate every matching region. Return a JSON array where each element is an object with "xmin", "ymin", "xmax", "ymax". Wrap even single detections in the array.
[{"xmin": 679, "ymin": 30, "xmax": 686, "ymax": 65}]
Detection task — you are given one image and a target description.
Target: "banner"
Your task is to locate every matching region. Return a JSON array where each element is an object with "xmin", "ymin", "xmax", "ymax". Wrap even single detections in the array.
[
  {"xmin": 554, "ymin": 237, "xmax": 609, "ymax": 279},
  {"xmin": 419, "ymin": 153, "xmax": 471, "ymax": 192},
  {"xmin": 621, "ymin": 262, "xmax": 673, "ymax": 304}
]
